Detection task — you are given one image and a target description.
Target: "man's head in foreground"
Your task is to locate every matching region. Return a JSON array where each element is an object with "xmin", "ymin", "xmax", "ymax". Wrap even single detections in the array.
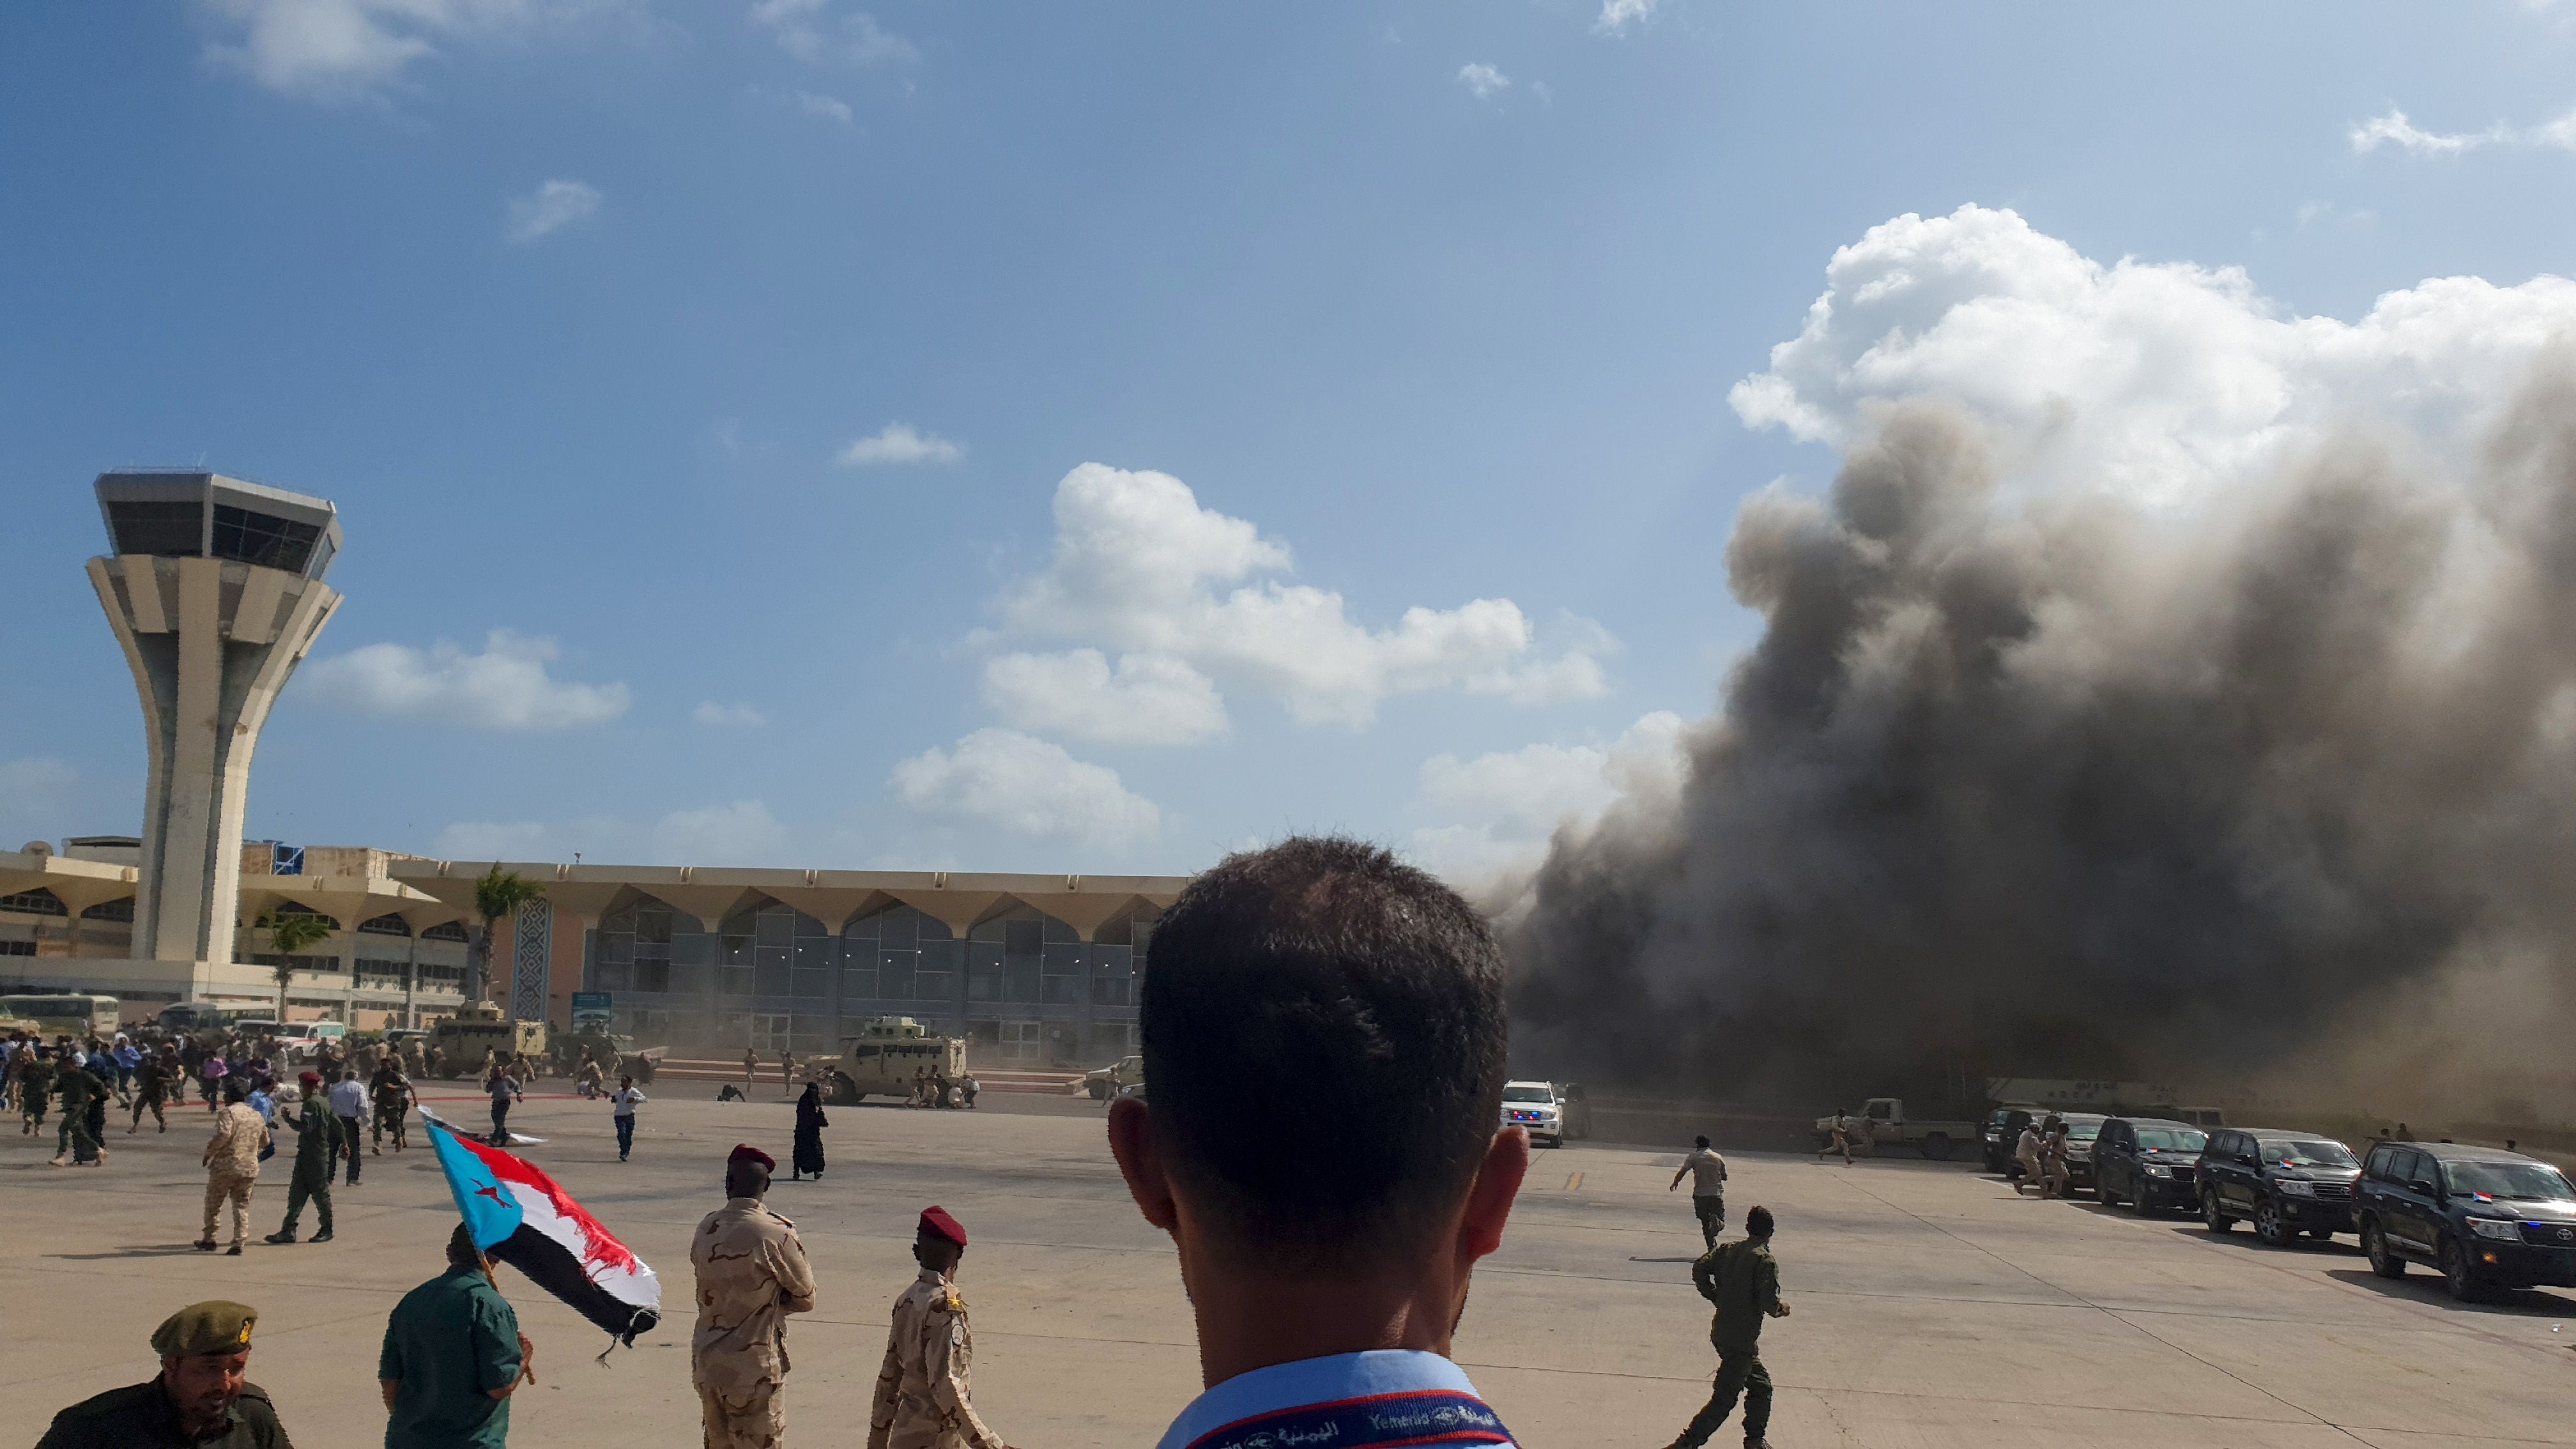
[
  {"xmin": 152, "ymin": 1301, "xmax": 257, "ymax": 1427},
  {"xmin": 1745, "ymin": 1206, "xmax": 1774, "ymax": 1241},
  {"xmin": 1107, "ymin": 835, "xmax": 1526, "ymax": 1380}
]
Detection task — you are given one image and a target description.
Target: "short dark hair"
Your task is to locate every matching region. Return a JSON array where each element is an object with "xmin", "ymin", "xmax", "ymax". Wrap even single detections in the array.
[
  {"xmin": 1141, "ymin": 836, "xmax": 1508, "ymax": 1271},
  {"xmin": 1694, "ymin": 1135, "xmax": 1711, "ymax": 1149},
  {"xmin": 447, "ymin": 1223, "xmax": 483, "ymax": 1268},
  {"xmin": 1746, "ymin": 1206, "xmax": 1775, "ymax": 1238}
]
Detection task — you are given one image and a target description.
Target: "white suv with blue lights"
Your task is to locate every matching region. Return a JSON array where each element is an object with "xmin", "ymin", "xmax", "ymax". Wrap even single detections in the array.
[{"xmin": 1501, "ymin": 1080, "xmax": 1565, "ymax": 1147}]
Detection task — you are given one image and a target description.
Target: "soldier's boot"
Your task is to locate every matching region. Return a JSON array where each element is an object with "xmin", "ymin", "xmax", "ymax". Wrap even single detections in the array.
[
  {"xmin": 264, "ymin": 1230, "xmax": 298, "ymax": 1243},
  {"xmin": 311, "ymin": 1228, "xmax": 334, "ymax": 1243},
  {"xmin": 193, "ymin": 1238, "xmax": 217, "ymax": 1252}
]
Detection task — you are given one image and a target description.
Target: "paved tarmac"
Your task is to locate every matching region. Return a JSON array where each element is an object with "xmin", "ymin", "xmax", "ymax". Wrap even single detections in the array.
[{"xmin": 3, "ymin": 1089, "xmax": 2572, "ymax": 1448}]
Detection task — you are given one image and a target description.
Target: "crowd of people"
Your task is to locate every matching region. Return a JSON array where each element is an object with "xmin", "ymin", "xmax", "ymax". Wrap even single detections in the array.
[{"xmin": 26, "ymin": 836, "xmax": 1796, "ymax": 1449}]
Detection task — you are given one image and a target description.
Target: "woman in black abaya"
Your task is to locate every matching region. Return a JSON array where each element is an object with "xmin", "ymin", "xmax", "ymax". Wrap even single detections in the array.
[{"xmin": 790, "ymin": 1079, "xmax": 827, "ymax": 1181}]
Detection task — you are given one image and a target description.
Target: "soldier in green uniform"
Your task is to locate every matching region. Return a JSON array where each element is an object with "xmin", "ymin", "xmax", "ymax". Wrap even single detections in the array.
[
  {"xmin": 263, "ymin": 1071, "xmax": 343, "ymax": 1244},
  {"xmin": 1664, "ymin": 1205, "xmax": 1790, "ymax": 1449},
  {"xmin": 51, "ymin": 1054, "xmax": 106, "ymax": 1166},
  {"xmin": 17, "ymin": 1046, "xmax": 52, "ymax": 1135},
  {"xmin": 36, "ymin": 1299, "xmax": 294, "ymax": 1448}
]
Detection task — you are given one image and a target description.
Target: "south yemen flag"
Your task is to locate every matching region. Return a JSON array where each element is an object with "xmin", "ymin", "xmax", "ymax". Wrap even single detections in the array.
[{"xmin": 425, "ymin": 1115, "xmax": 661, "ymax": 1344}]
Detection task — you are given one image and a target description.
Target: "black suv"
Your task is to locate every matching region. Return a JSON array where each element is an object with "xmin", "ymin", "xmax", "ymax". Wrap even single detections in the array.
[
  {"xmin": 1982, "ymin": 1107, "xmax": 2037, "ymax": 1174},
  {"xmin": 2198, "ymin": 1128, "xmax": 2360, "ymax": 1245},
  {"xmin": 2092, "ymin": 1117, "xmax": 2207, "ymax": 1213},
  {"xmin": 2358, "ymin": 1140, "xmax": 2576, "ymax": 1301}
]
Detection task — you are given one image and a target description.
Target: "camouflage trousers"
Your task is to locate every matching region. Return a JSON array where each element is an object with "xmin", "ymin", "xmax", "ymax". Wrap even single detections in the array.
[
  {"xmin": 203, "ymin": 1170, "xmax": 256, "ymax": 1247},
  {"xmin": 698, "ymin": 1379, "xmax": 783, "ymax": 1448}
]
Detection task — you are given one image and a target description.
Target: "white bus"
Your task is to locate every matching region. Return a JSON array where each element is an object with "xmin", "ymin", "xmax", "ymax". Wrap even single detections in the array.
[{"xmin": 0, "ymin": 993, "xmax": 123, "ymax": 1038}]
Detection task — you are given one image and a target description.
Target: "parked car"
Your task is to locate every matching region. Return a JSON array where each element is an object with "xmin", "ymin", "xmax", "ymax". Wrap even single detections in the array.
[
  {"xmin": 2092, "ymin": 1117, "xmax": 2209, "ymax": 1213},
  {"xmin": 2359, "ymin": 1140, "xmax": 2576, "ymax": 1301},
  {"xmin": 1501, "ymin": 1080, "xmax": 1565, "ymax": 1147},
  {"xmin": 1982, "ymin": 1106, "xmax": 2038, "ymax": 1174},
  {"xmin": 2198, "ymin": 1129, "xmax": 2361, "ymax": 1245}
]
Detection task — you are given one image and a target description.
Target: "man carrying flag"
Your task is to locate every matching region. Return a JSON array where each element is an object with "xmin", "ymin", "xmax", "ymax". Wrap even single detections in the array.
[
  {"xmin": 420, "ymin": 1115, "xmax": 663, "ymax": 1349},
  {"xmin": 382, "ymin": 1224, "xmax": 529, "ymax": 1448}
]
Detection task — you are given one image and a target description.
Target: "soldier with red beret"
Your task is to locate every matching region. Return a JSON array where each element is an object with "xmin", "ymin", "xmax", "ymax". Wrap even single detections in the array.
[
  {"xmin": 868, "ymin": 1206, "xmax": 1011, "ymax": 1449},
  {"xmin": 690, "ymin": 1144, "xmax": 816, "ymax": 1448}
]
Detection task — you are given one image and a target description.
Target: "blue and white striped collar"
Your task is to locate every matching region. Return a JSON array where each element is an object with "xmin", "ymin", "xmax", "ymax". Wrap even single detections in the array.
[{"xmin": 1154, "ymin": 1349, "xmax": 1501, "ymax": 1449}]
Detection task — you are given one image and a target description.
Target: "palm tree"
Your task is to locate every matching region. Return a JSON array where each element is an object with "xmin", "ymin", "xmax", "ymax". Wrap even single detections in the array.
[
  {"xmin": 257, "ymin": 908, "xmax": 336, "ymax": 1024},
  {"xmin": 470, "ymin": 865, "xmax": 546, "ymax": 1007}
]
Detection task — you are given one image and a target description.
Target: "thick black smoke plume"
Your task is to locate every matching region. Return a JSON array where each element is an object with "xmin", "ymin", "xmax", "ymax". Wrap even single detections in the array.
[{"xmin": 1509, "ymin": 368, "xmax": 2576, "ymax": 1109}]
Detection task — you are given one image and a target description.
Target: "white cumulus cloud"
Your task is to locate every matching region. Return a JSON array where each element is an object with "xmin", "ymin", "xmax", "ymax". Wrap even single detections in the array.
[
  {"xmin": 201, "ymin": 0, "xmax": 615, "ymax": 98},
  {"xmin": 1410, "ymin": 711, "xmax": 1690, "ymax": 901},
  {"xmin": 1728, "ymin": 203, "xmax": 2576, "ymax": 506},
  {"xmin": 979, "ymin": 650, "xmax": 1227, "ymax": 747},
  {"xmin": 997, "ymin": 463, "xmax": 1607, "ymax": 728},
  {"xmin": 748, "ymin": 0, "xmax": 916, "ymax": 66},
  {"xmin": 505, "ymin": 179, "xmax": 601, "ymax": 243},
  {"xmin": 693, "ymin": 701, "xmax": 767, "ymax": 727},
  {"xmin": 1456, "ymin": 63, "xmax": 1510, "ymax": 98},
  {"xmin": 838, "ymin": 422, "xmax": 962, "ymax": 466},
  {"xmin": 1594, "ymin": 0, "xmax": 1659, "ymax": 34},
  {"xmin": 890, "ymin": 728, "xmax": 1161, "ymax": 844},
  {"xmin": 302, "ymin": 629, "xmax": 631, "ymax": 730}
]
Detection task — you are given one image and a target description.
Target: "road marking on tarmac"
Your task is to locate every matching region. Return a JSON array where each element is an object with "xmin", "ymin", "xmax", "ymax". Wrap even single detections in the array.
[{"xmin": 1566, "ymin": 1172, "xmax": 1582, "ymax": 1191}]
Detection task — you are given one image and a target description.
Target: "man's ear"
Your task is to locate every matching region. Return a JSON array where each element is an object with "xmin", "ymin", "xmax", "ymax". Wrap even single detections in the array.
[
  {"xmin": 1107, "ymin": 1095, "xmax": 1179, "ymax": 1232},
  {"xmin": 1456, "ymin": 1126, "xmax": 1531, "ymax": 1263}
]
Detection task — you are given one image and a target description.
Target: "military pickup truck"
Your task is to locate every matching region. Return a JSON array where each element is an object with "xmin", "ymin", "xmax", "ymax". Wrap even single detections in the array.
[
  {"xmin": 1082, "ymin": 1054, "xmax": 1143, "ymax": 1101},
  {"xmin": 1816, "ymin": 1098, "xmax": 1981, "ymax": 1160}
]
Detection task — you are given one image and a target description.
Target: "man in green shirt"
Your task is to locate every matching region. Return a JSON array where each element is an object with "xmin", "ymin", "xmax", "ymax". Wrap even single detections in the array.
[
  {"xmin": 38, "ymin": 1299, "xmax": 294, "ymax": 1448},
  {"xmin": 1665, "ymin": 1205, "xmax": 1790, "ymax": 1449},
  {"xmin": 380, "ymin": 1224, "xmax": 530, "ymax": 1448},
  {"xmin": 264, "ymin": 1072, "xmax": 343, "ymax": 1244}
]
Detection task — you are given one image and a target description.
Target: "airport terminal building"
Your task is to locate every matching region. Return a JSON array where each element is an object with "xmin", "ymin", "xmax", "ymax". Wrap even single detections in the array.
[{"xmin": 2, "ymin": 841, "xmax": 1184, "ymax": 1064}]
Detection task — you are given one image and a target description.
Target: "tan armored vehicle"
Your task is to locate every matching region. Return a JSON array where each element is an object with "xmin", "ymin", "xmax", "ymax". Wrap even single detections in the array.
[
  {"xmin": 815, "ymin": 1016, "xmax": 965, "ymax": 1104},
  {"xmin": 426, "ymin": 1002, "xmax": 549, "ymax": 1078}
]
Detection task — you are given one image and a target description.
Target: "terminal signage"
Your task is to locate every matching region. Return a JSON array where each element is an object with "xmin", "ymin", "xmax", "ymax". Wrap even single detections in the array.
[{"xmin": 570, "ymin": 990, "xmax": 613, "ymax": 1029}]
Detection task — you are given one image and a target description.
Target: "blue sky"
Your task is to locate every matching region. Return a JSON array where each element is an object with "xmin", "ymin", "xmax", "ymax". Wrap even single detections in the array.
[{"xmin": 6, "ymin": 1, "xmax": 2576, "ymax": 880}]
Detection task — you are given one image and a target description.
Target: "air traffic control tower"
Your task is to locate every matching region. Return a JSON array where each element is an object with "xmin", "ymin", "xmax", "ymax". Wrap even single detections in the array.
[{"xmin": 86, "ymin": 471, "xmax": 343, "ymax": 977}]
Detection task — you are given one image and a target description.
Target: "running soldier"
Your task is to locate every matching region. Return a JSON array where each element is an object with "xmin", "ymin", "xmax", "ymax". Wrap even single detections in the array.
[
  {"xmin": 371, "ymin": 1061, "xmax": 413, "ymax": 1153},
  {"xmin": 263, "ymin": 1071, "xmax": 342, "ymax": 1245},
  {"xmin": 1663, "ymin": 1206, "xmax": 1790, "ymax": 1449},
  {"xmin": 130, "ymin": 1047, "xmax": 173, "ymax": 1133},
  {"xmin": 17, "ymin": 1045, "xmax": 51, "ymax": 1135},
  {"xmin": 52, "ymin": 1053, "xmax": 107, "ymax": 1167},
  {"xmin": 868, "ymin": 1206, "xmax": 1009, "ymax": 1449}
]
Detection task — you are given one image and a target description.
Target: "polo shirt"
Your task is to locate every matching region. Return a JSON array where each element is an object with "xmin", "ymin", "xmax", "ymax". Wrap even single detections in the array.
[
  {"xmin": 379, "ymin": 1265, "xmax": 523, "ymax": 1449},
  {"xmin": 1154, "ymin": 1349, "xmax": 1515, "ymax": 1449}
]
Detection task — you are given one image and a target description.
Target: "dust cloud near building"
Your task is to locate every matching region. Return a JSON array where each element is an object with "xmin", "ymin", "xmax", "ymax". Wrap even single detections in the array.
[{"xmin": 1508, "ymin": 365, "xmax": 2576, "ymax": 1120}]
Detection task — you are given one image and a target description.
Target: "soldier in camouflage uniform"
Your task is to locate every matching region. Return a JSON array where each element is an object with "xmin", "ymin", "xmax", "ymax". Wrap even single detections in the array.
[
  {"xmin": 691, "ymin": 1144, "xmax": 816, "ymax": 1448},
  {"xmin": 17, "ymin": 1046, "xmax": 52, "ymax": 1134},
  {"xmin": 869, "ymin": 1206, "xmax": 1008, "ymax": 1449},
  {"xmin": 197, "ymin": 1081, "xmax": 270, "ymax": 1255}
]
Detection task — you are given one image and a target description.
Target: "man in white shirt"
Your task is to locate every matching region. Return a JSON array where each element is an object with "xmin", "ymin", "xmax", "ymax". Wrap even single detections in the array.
[
  {"xmin": 1108, "ymin": 836, "xmax": 1528, "ymax": 1449},
  {"xmin": 1669, "ymin": 1135, "xmax": 1730, "ymax": 1248},
  {"xmin": 326, "ymin": 1069, "xmax": 367, "ymax": 1184},
  {"xmin": 608, "ymin": 1076, "xmax": 646, "ymax": 1162}
]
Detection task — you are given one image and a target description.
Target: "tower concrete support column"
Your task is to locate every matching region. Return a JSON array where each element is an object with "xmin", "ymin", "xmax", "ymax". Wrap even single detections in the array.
[{"xmin": 83, "ymin": 471, "xmax": 344, "ymax": 988}]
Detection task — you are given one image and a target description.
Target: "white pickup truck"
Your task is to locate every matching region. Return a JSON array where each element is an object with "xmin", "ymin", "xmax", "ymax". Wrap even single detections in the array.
[{"xmin": 1815, "ymin": 1098, "xmax": 1979, "ymax": 1160}]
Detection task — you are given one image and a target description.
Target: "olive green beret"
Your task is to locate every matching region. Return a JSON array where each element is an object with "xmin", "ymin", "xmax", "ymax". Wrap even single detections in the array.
[{"xmin": 150, "ymin": 1301, "xmax": 257, "ymax": 1358}]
